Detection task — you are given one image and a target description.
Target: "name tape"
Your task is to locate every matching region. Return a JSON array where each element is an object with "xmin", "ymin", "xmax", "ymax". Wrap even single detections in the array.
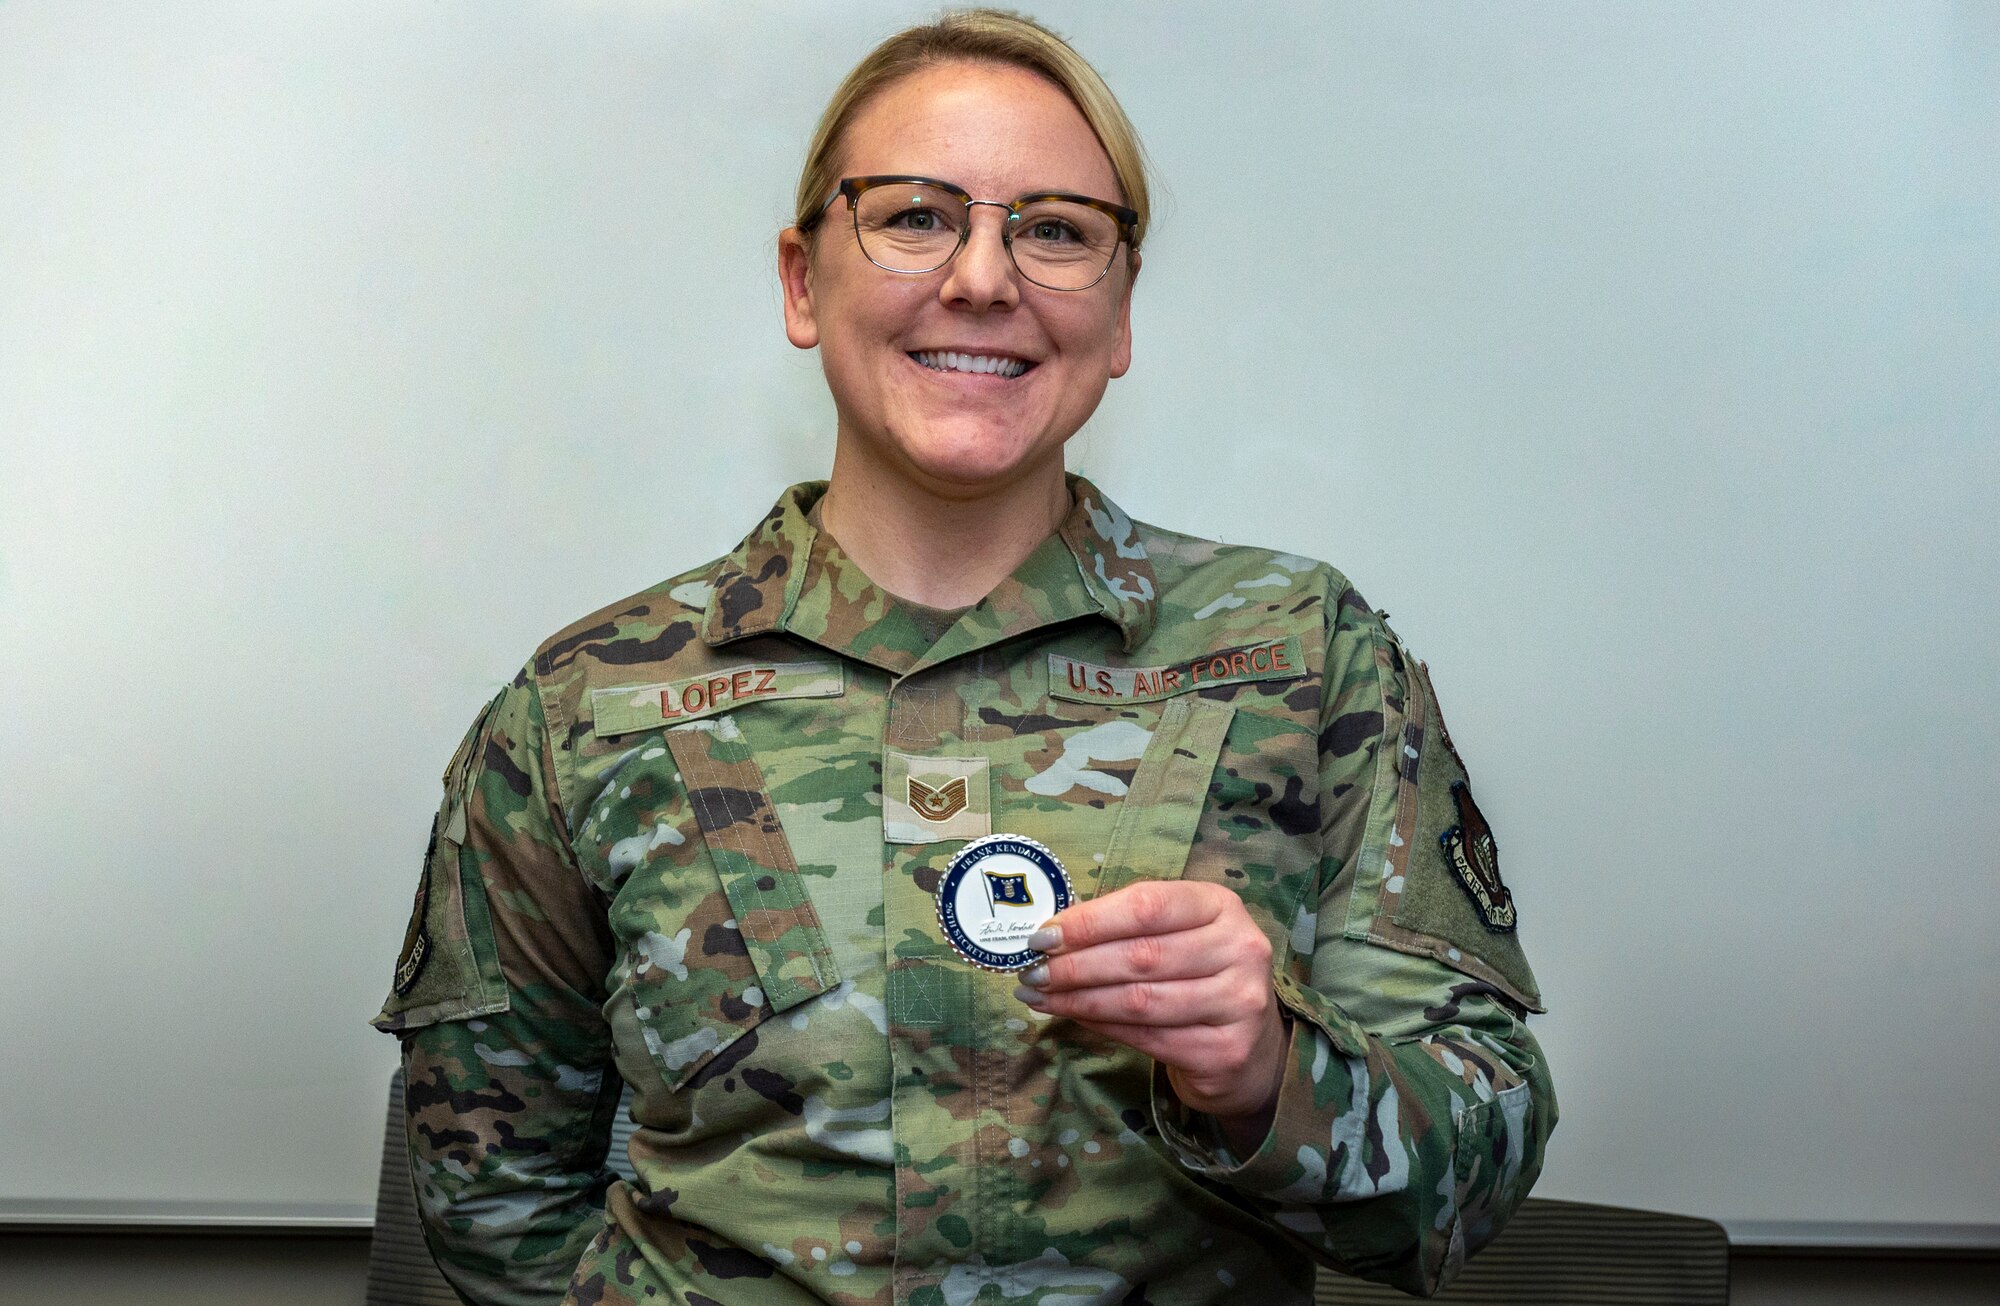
[
  {"xmin": 591, "ymin": 661, "xmax": 843, "ymax": 736},
  {"xmin": 1047, "ymin": 636, "xmax": 1304, "ymax": 705}
]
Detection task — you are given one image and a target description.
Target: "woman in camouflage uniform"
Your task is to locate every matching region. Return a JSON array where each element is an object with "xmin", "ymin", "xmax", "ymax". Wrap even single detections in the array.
[{"xmin": 376, "ymin": 11, "xmax": 1555, "ymax": 1304}]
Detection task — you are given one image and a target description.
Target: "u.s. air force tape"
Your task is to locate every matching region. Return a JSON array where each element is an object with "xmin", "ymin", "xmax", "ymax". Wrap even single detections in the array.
[{"xmin": 936, "ymin": 834, "xmax": 1072, "ymax": 972}]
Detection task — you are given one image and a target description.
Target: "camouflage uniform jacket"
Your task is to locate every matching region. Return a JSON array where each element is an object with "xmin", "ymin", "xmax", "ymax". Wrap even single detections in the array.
[{"xmin": 374, "ymin": 477, "xmax": 1556, "ymax": 1305}]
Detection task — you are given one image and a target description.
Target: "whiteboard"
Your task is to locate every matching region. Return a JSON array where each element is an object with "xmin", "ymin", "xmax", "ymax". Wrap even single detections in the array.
[{"xmin": 2, "ymin": 0, "xmax": 1995, "ymax": 1245}]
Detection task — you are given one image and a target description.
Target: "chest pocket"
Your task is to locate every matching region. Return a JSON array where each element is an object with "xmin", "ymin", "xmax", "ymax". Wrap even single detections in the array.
[
  {"xmin": 1092, "ymin": 697, "xmax": 1237, "ymax": 897},
  {"xmin": 611, "ymin": 718, "xmax": 841, "ymax": 1091},
  {"xmin": 1084, "ymin": 685, "xmax": 1322, "ymax": 965}
]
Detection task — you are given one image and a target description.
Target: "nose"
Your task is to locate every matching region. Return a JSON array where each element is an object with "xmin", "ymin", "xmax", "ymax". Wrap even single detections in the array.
[{"xmin": 937, "ymin": 202, "xmax": 1020, "ymax": 312}]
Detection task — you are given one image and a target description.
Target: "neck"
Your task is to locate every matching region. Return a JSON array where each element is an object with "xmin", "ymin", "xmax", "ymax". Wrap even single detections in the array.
[{"xmin": 818, "ymin": 447, "xmax": 1071, "ymax": 610}]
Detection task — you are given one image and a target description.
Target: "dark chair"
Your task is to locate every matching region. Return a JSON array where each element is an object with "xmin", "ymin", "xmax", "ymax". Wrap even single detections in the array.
[{"xmin": 1315, "ymin": 1198, "xmax": 1730, "ymax": 1304}]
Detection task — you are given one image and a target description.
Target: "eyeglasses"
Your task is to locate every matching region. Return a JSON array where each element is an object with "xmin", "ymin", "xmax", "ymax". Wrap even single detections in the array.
[{"xmin": 807, "ymin": 175, "xmax": 1138, "ymax": 292}]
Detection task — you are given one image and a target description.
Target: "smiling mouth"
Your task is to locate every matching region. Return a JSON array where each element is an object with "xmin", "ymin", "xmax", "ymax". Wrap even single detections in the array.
[{"xmin": 909, "ymin": 350, "xmax": 1033, "ymax": 379}]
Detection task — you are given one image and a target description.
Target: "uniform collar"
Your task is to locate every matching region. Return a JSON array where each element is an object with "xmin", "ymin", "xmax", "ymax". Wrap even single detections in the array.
[{"xmin": 700, "ymin": 477, "xmax": 1158, "ymax": 671}]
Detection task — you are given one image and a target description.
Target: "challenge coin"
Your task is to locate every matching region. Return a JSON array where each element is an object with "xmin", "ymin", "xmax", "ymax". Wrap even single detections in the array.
[{"xmin": 935, "ymin": 834, "xmax": 1072, "ymax": 972}]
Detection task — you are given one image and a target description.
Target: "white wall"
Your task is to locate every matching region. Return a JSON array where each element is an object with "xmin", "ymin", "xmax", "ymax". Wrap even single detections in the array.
[{"xmin": 2, "ymin": 0, "xmax": 1995, "ymax": 1239}]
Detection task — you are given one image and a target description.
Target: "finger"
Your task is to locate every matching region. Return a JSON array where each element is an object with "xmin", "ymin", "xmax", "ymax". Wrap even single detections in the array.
[
  {"xmin": 1026, "ymin": 917, "xmax": 1240, "ymax": 990},
  {"xmin": 1037, "ymin": 880, "xmax": 1230, "ymax": 954},
  {"xmin": 1015, "ymin": 975, "xmax": 1253, "ymax": 1028},
  {"xmin": 1062, "ymin": 1016, "xmax": 1245, "ymax": 1073},
  {"xmin": 1067, "ymin": 1017, "xmax": 1181, "ymax": 1065}
]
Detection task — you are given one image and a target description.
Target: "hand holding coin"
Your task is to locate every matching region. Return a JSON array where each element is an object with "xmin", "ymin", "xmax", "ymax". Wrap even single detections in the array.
[{"xmin": 1014, "ymin": 879, "xmax": 1290, "ymax": 1140}]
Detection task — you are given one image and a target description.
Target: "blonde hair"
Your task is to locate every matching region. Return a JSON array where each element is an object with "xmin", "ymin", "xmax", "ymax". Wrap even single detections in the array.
[{"xmin": 792, "ymin": 9, "xmax": 1151, "ymax": 256}]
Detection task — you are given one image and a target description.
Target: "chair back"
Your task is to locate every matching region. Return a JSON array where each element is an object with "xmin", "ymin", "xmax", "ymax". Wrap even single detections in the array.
[{"xmin": 1315, "ymin": 1198, "xmax": 1730, "ymax": 1304}]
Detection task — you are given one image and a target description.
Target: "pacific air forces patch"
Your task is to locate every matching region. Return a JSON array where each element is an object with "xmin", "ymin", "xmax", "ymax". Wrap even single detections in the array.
[{"xmin": 1440, "ymin": 779, "xmax": 1515, "ymax": 933}]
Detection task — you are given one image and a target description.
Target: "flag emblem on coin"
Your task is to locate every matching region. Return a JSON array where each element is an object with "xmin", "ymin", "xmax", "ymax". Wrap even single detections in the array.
[{"xmin": 985, "ymin": 870, "xmax": 1032, "ymax": 906}]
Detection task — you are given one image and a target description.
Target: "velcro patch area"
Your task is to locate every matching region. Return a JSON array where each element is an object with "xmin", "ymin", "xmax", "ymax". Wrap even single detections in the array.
[
  {"xmin": 1048, "ymin": 636, "xmax": 1304, "ymax": 705},
  {"xmin": 1374, "ymin": 655, "xmax": 1542, "ymax": 1010},
  {"xmin": 591, "ymin": 661, "xmax": 842, "ymax": 736}
]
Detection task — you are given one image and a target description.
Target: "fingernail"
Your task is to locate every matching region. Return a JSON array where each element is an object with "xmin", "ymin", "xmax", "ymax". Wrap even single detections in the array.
[
  {"xmin": 1020, "ymin": 963, "xmax": 1051, "ymax": 988},
  {"xmin": 1013, "ymin": 984, "xmax": 1047, "ymax": 1008},
  {"xmin": 1026, "ymin": 926, "xmax": 1062, "ymax": 952}
]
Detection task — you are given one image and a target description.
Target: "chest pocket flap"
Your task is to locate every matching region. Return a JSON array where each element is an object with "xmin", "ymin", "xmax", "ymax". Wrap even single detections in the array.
[
  {"xmin": 663, "ymin": 721, "xmax": 841, "ymax": 1013},
  {"xmin": 1093, "ymin": 697, "xmax": 1237, "ymax": 898}
]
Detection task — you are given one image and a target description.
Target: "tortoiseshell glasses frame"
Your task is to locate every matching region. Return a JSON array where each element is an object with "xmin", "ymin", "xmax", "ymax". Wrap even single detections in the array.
[{"xmin": 805, "ymin": 174, "xmax": 1139, "ymax": 291}]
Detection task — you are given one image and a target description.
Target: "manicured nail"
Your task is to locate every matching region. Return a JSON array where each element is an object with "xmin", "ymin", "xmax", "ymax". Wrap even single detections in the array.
[
  {"xmin": 1020, "ymin": 963, "xmax": 1051, "ymax": 988},
  {"xmin": 1026, "ymin": 926, "xmax": 1062, "ymax": 952},
  {"xmin": 1013, "ymin": 984, "xmax": 1047, "ymax": 1008}
]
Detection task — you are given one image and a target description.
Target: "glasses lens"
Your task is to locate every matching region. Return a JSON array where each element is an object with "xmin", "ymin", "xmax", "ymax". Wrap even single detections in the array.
[
  {"xmin": 1009, "ymin": 200, "xmax": 1122, "ymax": 290},
  {"xmin": 852, "ymin": 184, "xmax": 967, "ymax": 273}
]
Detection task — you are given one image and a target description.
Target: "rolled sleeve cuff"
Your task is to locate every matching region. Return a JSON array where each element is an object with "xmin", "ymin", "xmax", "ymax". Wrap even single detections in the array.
[{"xmin": 1151, "ymin": 972, "xmax": 1377, "ymax": 1193}]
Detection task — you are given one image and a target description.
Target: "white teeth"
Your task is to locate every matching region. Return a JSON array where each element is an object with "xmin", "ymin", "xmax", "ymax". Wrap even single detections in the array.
[{"xmin": 913, "ymin": 350, "xmax": 1028, "ymax": 378}]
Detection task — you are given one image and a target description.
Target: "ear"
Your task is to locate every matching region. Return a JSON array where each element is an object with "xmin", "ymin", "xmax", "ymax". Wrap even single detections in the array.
[
  {"xmin": 1108, "ymin": 250, "xmax": 1139, "ymax": 379},
  {"xmin": 778, "ymin": 227, "xmax": 819, "ymax": 350}
]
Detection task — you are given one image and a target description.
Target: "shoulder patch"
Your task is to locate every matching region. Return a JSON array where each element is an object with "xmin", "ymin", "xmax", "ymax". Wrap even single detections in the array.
[
  {"xmin": 1048, "ymin": 636, "xmax": 1303, "ymax": 705},
  {"xmin": 590, "ymin": 660, "xmax": 843, "ymax": 736},
  {"xmin": 1440, "ymin": 780, "xmax": 1516, "ymax": 932}
]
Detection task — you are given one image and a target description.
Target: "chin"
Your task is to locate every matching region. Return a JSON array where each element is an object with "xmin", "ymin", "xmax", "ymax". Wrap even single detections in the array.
[{"xmin": 889, "ymin": 425, "xmax": 1063, "ymax": 495}]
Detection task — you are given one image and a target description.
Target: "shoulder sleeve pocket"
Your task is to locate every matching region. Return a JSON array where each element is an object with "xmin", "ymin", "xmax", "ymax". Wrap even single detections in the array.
[
  {"xmin": 372, "ymin": 698, "xmax": 513, "ymax": 1034},
  {"xmin": 1350, "ymin": 632, "xmax": 1544, "ymax": 1012}
]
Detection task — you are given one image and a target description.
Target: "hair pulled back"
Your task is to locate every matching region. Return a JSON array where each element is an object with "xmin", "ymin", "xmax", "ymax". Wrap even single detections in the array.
[{"xmin": 792, "ymin": 9, "xmax": 1151, "ymax": 256}]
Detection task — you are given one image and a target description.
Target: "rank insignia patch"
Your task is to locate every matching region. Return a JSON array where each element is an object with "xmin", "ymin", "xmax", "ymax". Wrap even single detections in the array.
[
  {"xmin": 1440, "ymin": 780, "xmax": 1516, "ymax": 933},
  {"xmin": 910, "ymin": 775, "xmax": 969, "ymax": 822},
  {"xmin": 884, "ymin": 753, "xmax": 990, "ymax": 843}
]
